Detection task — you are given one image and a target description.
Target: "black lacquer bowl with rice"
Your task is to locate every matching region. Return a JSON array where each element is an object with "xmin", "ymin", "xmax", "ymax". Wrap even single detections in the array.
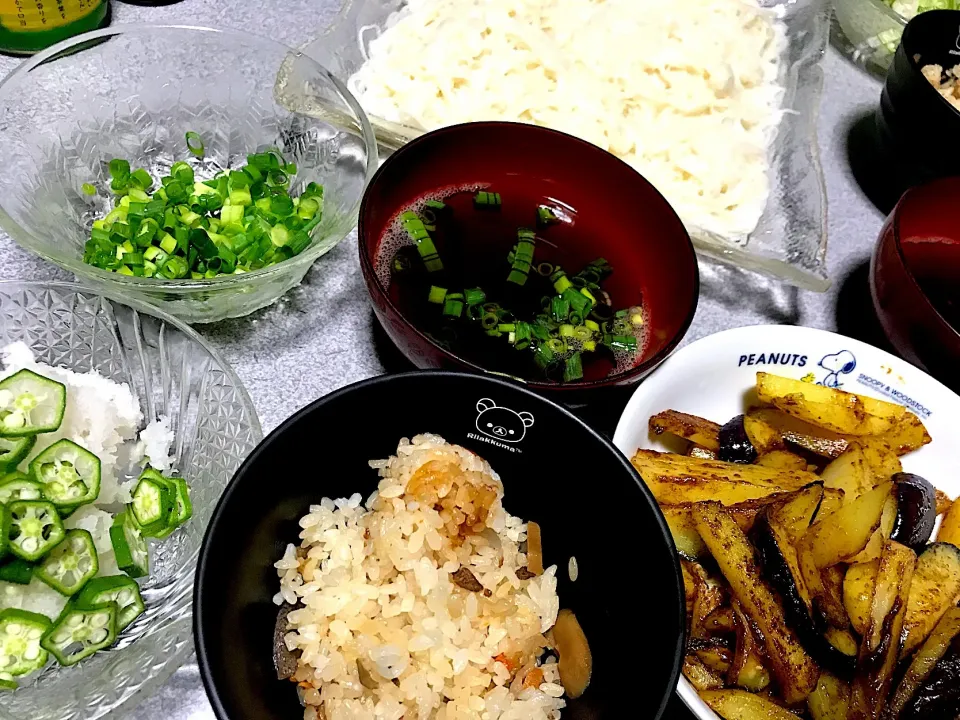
[{"xmin": 194, "ymin": 371, "xmax": 684, "ymax": 720}]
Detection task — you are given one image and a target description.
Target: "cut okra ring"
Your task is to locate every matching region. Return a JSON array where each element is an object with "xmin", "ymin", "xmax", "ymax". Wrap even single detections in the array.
[
  {"xmin": 41, "ymin": 604, "xmax": 117, "ymax": 667},
  {"xmin": 76, "ymin": 575, "xmax": 145, "ymax": 632},
  {"xmin": 0, "ymin": 369, "xmax": 66, "ymax": 437},
  {"xmin": 6, "ymin": 501, "xmax": 65, "ymax": 562},
  {"xmin": 0, "ymin": 609, "xmax": 51, "ymax": 676},
  {"xmin": 30, "ymin": 439, "xmax": 101, "ymax": 510},
  {"xmin": 36, "ymin": 529, "xmax": 99, "ymax": 596},
  {"xmin": 0, "ymin": 474, "xmax": 43, "ymax": 505}
]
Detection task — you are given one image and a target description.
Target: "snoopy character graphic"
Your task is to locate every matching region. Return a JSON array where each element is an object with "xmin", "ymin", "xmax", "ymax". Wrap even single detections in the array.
[
  {"xmin": 818, "ymin": 350, "xmax": 856, "ymax": 388},
  {"xmin": 475, "ymin": 399, "xmax": 534, "ymax": 443}
]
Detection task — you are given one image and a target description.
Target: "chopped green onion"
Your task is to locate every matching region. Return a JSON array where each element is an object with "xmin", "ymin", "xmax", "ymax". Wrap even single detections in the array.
[
  {"xmin": 608, "ymin": 334, "xmax": 637, "ymax": 351},
  {"xmin": 143, "ymin": 246, "xmax": 164, "ymax": 262},
  {"xmin": 467, "ymin": 303, "xmax": 485, "ymax": 321},
  {"xmin": 530, "ymin": 322, "xmax": 551, "ymax": 342},
  {"xmin": 270, "ymin": 225, "xmax": 290, "ymax": 247},
  {"xmin": 84, "ymin": 148, "xmax": 322, "ymax": 280},
  {"xmin": 513, "ymin": 321, "xmax": 532, "ymax": 350},
  {"xmin": 159, "ymin": 234, "xmax": 177, "ymax": 255},
  {"xmin": 474, "ymin": 191, "xmax": 501, "ymax": 210},
  {"xmin": 108, "ymin": 159, "xmax": 130, "ymax": 180},
  {"xmin": 563, "ymin": 353, "xmax": 583, "ymax": 382},
  {"xmin": 442, "ymin": 292, "xmax": 464, "ymax": 318},
  {"xmin": 551, "ymin": 267, "xmax": 573, "ymax": 294},
  {"xmin": 580, "ymin": 270, "xmax": 600, "ymax": 286},
  {"xmin": 562, "ymin": 287, "xmax": 592, "ymax": 317},
  {"xmin": 289, "ymin": 231, "xmax": 311, "ymax": 255},
  {"xmin": 428, "ymin": 286, "xmax": 447, "ymax": 304},
  {"xmin": 170, "ymin": 161, "xmax": 194, "ymax": 185},
  {"xmin": 534, "ymin": 342, "xmax": 555, "ymax": 369},
  {"xmin": 81, "ymin": 183, "xmax": 96, "ymax": 196},
  {"xmin": 185, "ymin": 131, "xmax": 205, "ymax": 157},
  {"xmin": 401, "ymin": 211, "xmax": 443, "ymax": 272},
  {"xmin": 464, "ymin": 288, "xmax": 486, "ymax": 306},
  {"xmin": 537, "ymin": 206, "xmax": 559, "ymax": 227},
  {"xmin": 507, "ymin": 228, "xmax": 536, "ymax": 286},
  {"xmin": 159, "ymin": 256, "xmax": 189, "ymax": 279},
  {"xmin": 573, "ymin": 325, "xmax": 594, "ymax": 341},
  {"xmin": 130, "ymin": 168, "xmax": 153, "ymax": 191},
  {"xmin": 545, "ymin": 338, "xmax": 566, "ymax": 354},
  {"xmin": 298, "ymin": 197, "xmax": 320, "ymax": 220},
  {"xmin": 550, "ymin": 296, "xmax": 570, "ymax": 322},
  {"xmin": 424, "ymin": 199, "xmax": 446, "ymax": 210}
]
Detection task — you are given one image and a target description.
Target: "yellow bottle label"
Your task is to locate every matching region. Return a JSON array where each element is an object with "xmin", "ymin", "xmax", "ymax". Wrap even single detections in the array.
[{"xmin": 0, "ymin": 0, "xmax": 101, "ymax": 32}]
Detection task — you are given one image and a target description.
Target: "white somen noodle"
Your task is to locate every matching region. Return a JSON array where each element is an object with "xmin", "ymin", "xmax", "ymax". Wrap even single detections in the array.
[{"xmin": 348, "ymin": 0, "xmax": 787, "ymax": 244}]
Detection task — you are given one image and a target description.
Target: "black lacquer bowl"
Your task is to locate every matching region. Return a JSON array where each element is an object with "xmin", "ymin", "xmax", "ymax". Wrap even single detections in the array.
[
  {"xmin": 877, "ymin": 9, "xmax": 960, "ymax": 189},
  {"xmin": 194, "ymin": 371, "xmax": 684, "ymax": 720}
]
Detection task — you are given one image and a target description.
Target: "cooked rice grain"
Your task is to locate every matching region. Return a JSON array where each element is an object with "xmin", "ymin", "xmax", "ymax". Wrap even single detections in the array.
[{"xmin": 275, "ymin": 434, "xmax": 565, "ymax": 720}]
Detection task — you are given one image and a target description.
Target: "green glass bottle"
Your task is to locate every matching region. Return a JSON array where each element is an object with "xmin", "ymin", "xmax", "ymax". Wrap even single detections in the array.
[{"xmin": 0, "ymin": 0, "xmax": 109, "ymax": 55}]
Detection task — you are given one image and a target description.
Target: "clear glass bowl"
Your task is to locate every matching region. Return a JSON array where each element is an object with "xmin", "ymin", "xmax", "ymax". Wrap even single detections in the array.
[
  {"xmin": 303, "ymin": 0, "xmax": 831, "ymax": 290},
  {"xmin": 834, "ymin": 0, "xmax": 908, "ymax": 74},
  {"xmin": 0, "ymin": 25, "xmax": 378, "ymax": 324},
  {"xmin": 0, "ymin": 281, "xmax": 262, "ymax": 720}
]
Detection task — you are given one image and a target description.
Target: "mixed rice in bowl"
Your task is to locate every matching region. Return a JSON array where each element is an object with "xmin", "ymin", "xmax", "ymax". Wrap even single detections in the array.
[{"xmin": 273, "ymin": 435, "xmax": 586, "ymax": 720}]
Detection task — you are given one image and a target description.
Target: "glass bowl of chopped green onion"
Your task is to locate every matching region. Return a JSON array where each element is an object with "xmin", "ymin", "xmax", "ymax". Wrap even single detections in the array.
[
  {"xmin": 0, "ymin": 25, "xmax": 378, "ymax": 324},
  {"xmin": 834, "ymin": 0, "xmax": 952, "ymax": 73},
  {"xmin": 0, "ymin": 281, "xmax": 261, "ymax": 720}
]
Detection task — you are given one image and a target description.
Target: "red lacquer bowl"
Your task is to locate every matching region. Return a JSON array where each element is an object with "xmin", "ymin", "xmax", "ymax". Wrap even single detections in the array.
[
  {"xmin": 871, "ymin": 176, "xmax": 960, "ymax": 391},
  {"xmin": 358, "ymin": 122, "xmax": 700, "ymax": 399}
]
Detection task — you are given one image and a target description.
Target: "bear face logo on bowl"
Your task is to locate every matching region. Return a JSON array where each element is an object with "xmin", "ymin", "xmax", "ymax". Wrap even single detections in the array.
[{"xmin": 475, "ymin": 399, "xmax": 534, "ymax": 443}]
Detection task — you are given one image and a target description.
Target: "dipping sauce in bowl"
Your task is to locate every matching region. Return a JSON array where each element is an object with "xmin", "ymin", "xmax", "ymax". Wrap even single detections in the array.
[
  {"xmin": 871, "ymin": 175, "xmax": 960, "ymax": 390},
  {"xmin": 359, "ymin": 122, "xmax": 700, "ymax": 396},
  {"xmin": 375, "ymin": 184, "xmax": 647, "ymax": 383}
]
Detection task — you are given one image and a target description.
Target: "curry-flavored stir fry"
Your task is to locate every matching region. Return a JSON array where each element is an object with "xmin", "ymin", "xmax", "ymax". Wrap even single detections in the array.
[{"xmin": 636, "ymin": 372, "xmax": 960, "ymax": 719}]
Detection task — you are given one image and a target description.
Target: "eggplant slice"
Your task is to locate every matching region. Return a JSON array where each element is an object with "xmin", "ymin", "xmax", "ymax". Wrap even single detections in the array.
[
  {"xmin": 892, "ymin": 607, "xmax": 960, "ymax": 718},
  {"xmin": 891, "ymin": 473, "xmax": 937, "ymax": 549},
  {"xmin": 753, "ymin": 512, "xmax": 855, "ymax": 677},
  {"xmin": 899, "ymin": 632, "xmax": 960, "ymax": 720},
  {"xmin": 718, "ymin": 415, "xmax": 759, "ymax": 464},
  {"xmin": 849, "ymin": 541, "xmax": 915, "ymax": 720}
]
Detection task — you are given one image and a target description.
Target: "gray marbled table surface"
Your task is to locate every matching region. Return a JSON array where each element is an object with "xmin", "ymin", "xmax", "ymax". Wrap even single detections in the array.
[{"xmin": 0, "ymin": 1, "xmax": 895, "ymax": 717}]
